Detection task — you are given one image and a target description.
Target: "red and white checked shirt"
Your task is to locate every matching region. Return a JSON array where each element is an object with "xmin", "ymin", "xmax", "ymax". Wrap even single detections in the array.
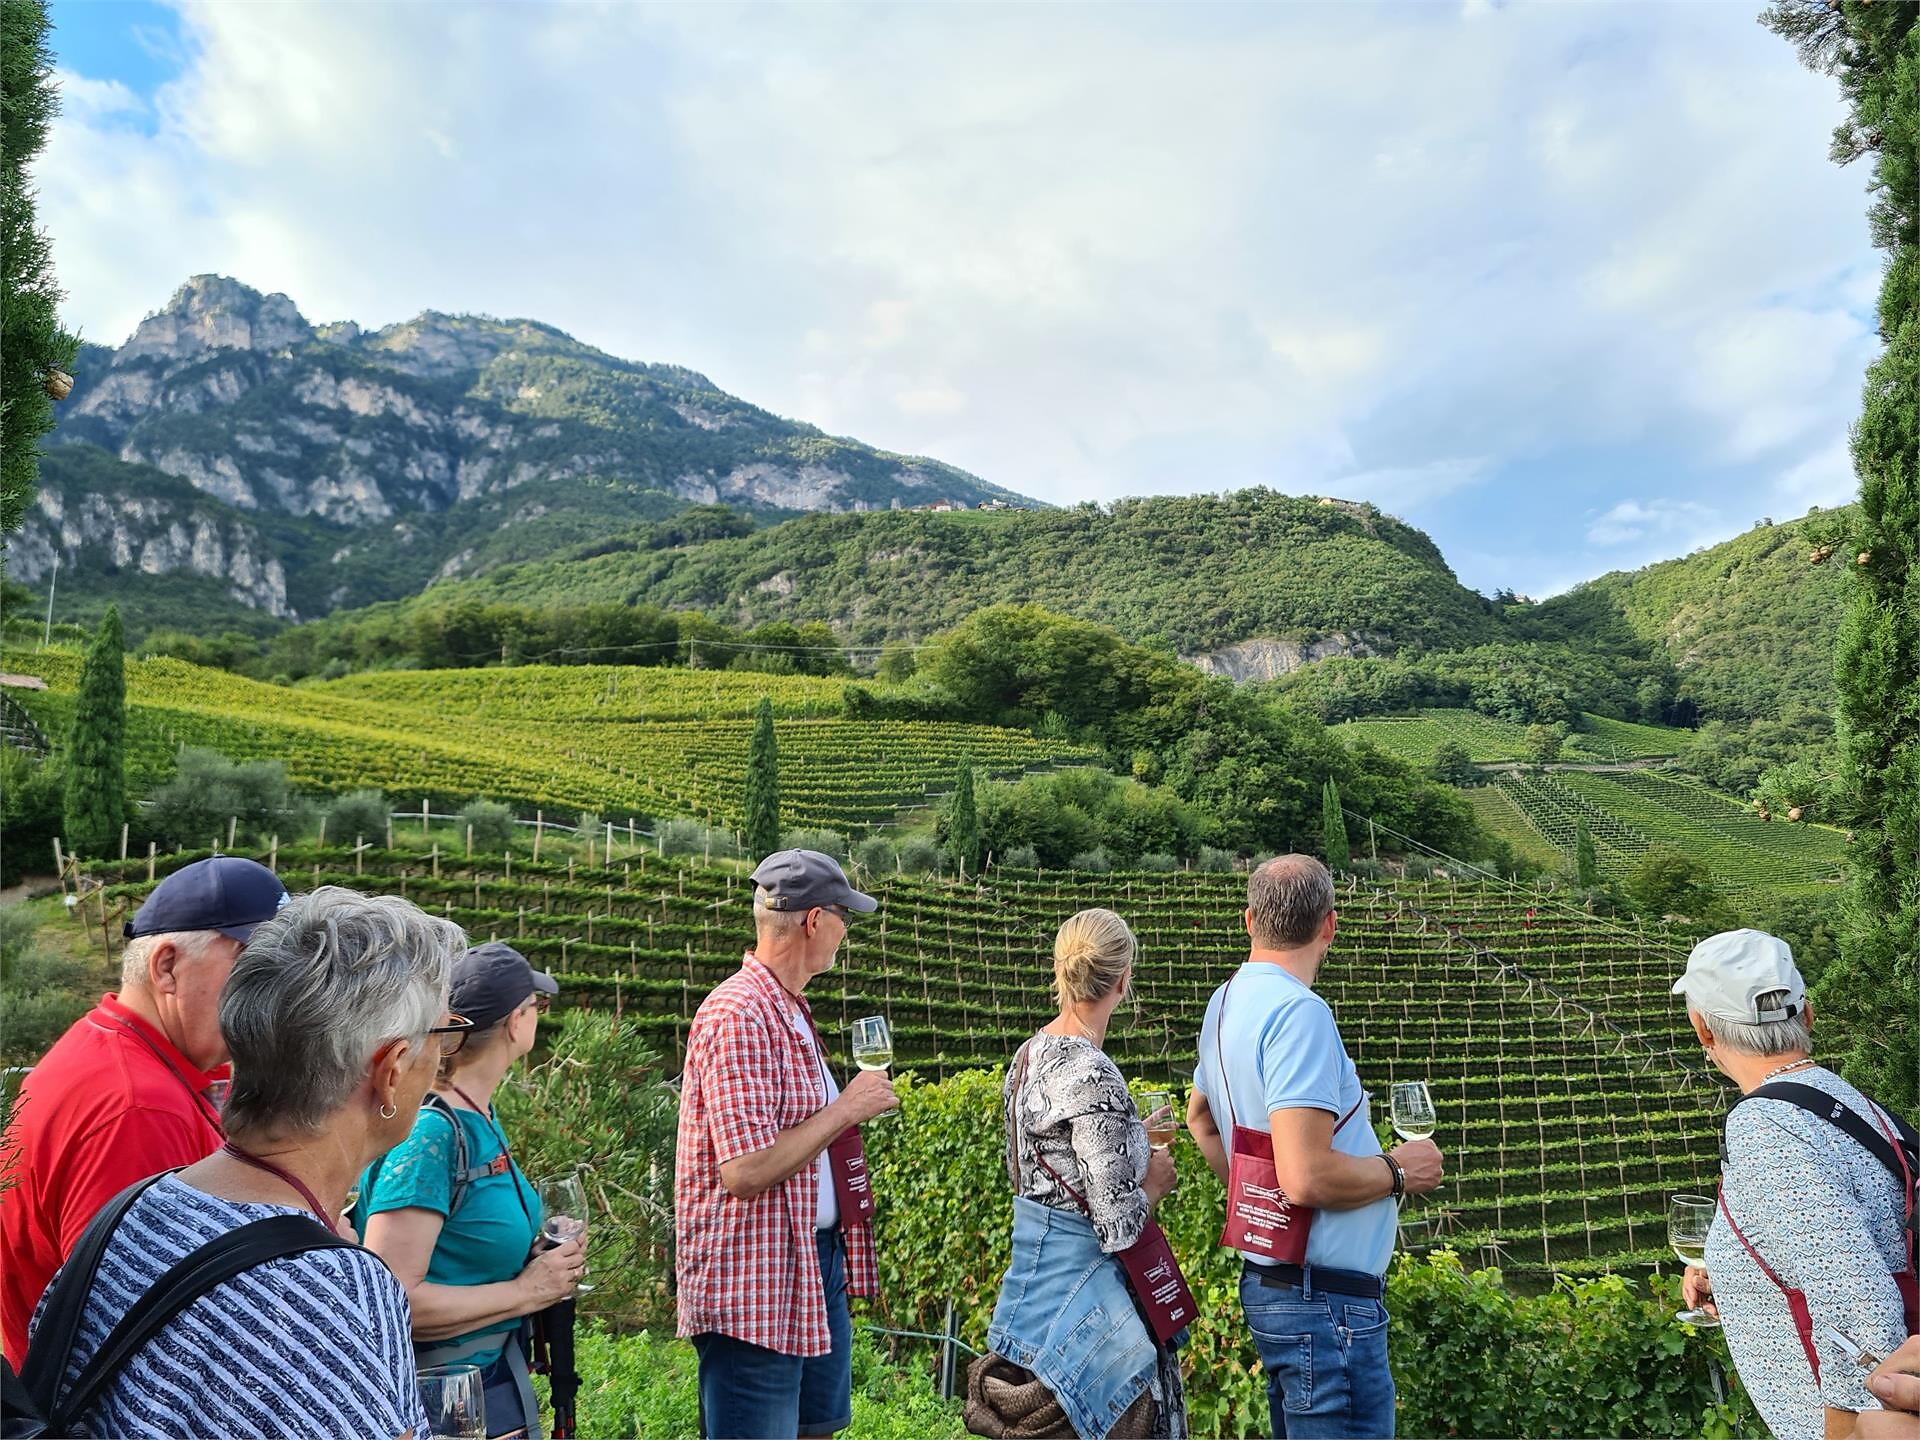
[{"xmin": 675, "ymin": 954, "xmax": 878, "ymax": 1355}]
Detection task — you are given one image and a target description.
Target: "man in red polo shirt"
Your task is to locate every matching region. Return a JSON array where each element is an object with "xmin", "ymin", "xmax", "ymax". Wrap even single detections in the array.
[{"xmin": 0, "ymin": 855, "xmax": 289, "ymax": 1366}]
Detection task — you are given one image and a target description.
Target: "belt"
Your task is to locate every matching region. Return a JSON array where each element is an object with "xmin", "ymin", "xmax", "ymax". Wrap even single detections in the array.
[{"xmin": 1243, "ymin": 1260, "xmax": 1384, "ymax": 1299}]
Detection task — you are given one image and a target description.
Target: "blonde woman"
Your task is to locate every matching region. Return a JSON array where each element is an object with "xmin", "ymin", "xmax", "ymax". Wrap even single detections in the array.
[{"xmin": 966, "ymin": 909, "xmax": 1185, "ymax": 1440}]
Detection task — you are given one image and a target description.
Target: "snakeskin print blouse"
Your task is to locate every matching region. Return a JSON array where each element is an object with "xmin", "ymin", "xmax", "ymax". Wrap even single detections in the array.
[{"xmin": 1004, "ymin": 1032, "xmax": 1150, "ymax": 1254}]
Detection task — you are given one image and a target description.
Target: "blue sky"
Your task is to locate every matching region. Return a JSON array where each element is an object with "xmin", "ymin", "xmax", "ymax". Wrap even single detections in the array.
[{"xmin": 40, "ymin": 0, "xmax": 1880, "ymax": 599}]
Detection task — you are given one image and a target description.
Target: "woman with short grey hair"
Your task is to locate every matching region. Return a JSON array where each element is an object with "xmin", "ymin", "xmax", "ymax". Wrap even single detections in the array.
[
  {"xmin": 28, "ymin": 887, "xmax": 470, "ymax": 1439},
  {"xmin": 1676, "ymin": 929, "xmax": 1911, "ymax": 1440}
]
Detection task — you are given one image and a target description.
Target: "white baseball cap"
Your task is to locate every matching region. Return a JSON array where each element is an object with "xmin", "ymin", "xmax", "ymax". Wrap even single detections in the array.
[{"xmin": 1671, "ymin": 929, "xmax": 1806, "ymax": 1025}]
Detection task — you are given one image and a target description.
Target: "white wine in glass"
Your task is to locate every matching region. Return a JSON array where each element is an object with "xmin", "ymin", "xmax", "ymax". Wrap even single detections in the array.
[
  {"xmin": 1669, "ymin": 1193, "xmax": 1719, "ymax": 1328},
  {"xmin": 852, "ymin": 1015, "xmax": 893, "ymax": 1071},
  {"xmin": 1138, "ymin": 1090, "xmax": 1177, "ymax": 1150},
  {"xmin": 537, "ymin": 1173, "xmax": 594, "ymax": 1293},
  {"xmin": 852, "ymin": 1015, "xmax": 895, "ymax": 1120},
  {"xmin": 1389, "ymin": 1081, "xmax": 1436, "ymax": 1141}
]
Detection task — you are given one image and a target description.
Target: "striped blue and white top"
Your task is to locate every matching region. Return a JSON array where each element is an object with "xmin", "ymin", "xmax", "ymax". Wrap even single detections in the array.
[{"xmin": 32, "ymin": 1173, "xmax": 432, "ymax": 1440}]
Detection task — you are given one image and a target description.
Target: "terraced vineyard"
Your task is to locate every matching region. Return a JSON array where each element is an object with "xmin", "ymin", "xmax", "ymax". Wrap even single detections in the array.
[
  {"xmin": 4, "ymin": 650, "xmax": 1092, "ymax": 833},
  {"xmin": 97, "ymin": 848, "xmax": 1726, "ymax": 1274},
  {"xmin": 1494, "ymin": 770, "xmax": 1845, "ymax": 896},
  {"xmin": 1336, "ymin": 709, "xmax": 1684, "ymax": 766}
]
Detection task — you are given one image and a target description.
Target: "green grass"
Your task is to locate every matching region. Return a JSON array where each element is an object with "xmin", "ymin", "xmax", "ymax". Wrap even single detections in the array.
[
  {"xmin": 1336, "ymin": 709, "xmax": 1685, "ymax": 766},
  {"xmin": 1464, "ymin": 785, "xmax": 1565, "ymax": 870},
  {"xmin": 1494, "ymin": 770, "xmax": 1845, "ymax": 896},
  {"xmin": 547, "ymin": 1326, "xmax": 965, "ymax": 1439},
  {"xmin": 6, "ymin": 648, "xmax": 1092, "ymax": 833}
]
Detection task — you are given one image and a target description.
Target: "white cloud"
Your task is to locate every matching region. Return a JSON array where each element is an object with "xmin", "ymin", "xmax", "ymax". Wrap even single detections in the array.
[
  {"xmin": 1587, "ymin": 498, "xmax": 1720, "ymax": 547},
  {"xmin": 32, "ymin": 0, "xmax": 1882, "ymax": 593},
  {"xmin": 53, "ymin": 70, "xmax": 144, "ymax": 123}
]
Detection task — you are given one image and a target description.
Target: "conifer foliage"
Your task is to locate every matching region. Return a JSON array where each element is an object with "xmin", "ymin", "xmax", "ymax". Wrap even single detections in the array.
[
  {"xmin": 62, "ymin": 605, "xmax": 127, "ymax": 859},
  {"xmin": 1, "ymin": 0, "xmax": 77, "ymax": 536},
  {"xmin": 1574, "ymin": 818, "xmax": 1598, "ymax": 890},
  {"xmin": 946, "ymin": 759, "xmax": 980, "ymax": 878},
  {"xmin": 1765, "ymin": 0, "xmax": 1919, "ymax": 1104},
  {"xmin": 1321, "ymin": 778, "xmax": 1350, "ymax": 871},
  {"xmin": 743, "ymin": 696, "xmax": 779, "ymax": 860}
]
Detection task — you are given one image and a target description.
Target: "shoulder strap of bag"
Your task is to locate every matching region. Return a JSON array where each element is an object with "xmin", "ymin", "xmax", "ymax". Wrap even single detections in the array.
[
  {"xmin": 1006, "ymin": 1039, "xmax": 1034, "ymax": 1191},
  {"xmin": 420, "ymin": 1092, "xmax": 491, "ymax": 1217},
  {"xmin": 1215, "ymin": 974, "xmax": 1363, "ymax": 1138},
  {"xmin": 52, "ymin": 1215, "xmax": 353, "ymax": 1430},
  {"xmin": 1717, "ymin": 1187, "xmax": 1823, "ymax": 1382},
  {"xmin": 1741, "ymin": 1083, "xmax": 1918, "ymax": 1201},
  {"xmin": 16, "ymin": 1174, "xmax": 172, "ymax": 1404}
]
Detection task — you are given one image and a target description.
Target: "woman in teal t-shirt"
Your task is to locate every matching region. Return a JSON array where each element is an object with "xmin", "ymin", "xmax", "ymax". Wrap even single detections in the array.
[{"xmin": 364, "ymin": 943, "xmax": 586, "ymax": 1439}]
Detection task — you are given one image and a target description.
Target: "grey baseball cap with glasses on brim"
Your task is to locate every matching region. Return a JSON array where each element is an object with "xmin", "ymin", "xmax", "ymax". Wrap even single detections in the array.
[
  {"xmin": 1671, "ymin": 928, "xmax": 1806, "ymax": 1025},
  {"xmin": 749, "ymin": 849, "xmax": 877, "ymax": 914}
]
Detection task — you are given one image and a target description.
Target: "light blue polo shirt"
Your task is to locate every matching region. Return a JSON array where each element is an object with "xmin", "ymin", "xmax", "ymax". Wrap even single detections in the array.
[{"xmin": 1193, "ymin": 960, "xmax": 1396, "ymax": 1277}]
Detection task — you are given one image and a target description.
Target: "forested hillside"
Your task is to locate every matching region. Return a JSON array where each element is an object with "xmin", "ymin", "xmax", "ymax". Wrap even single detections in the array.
[
  {"xmin": 277, "ymin": 491, "xmax": 1505, "ymax": 664},
  {"xmin": 1537, "ymin": 515, "xmax": 1851, "ymax": 725}
]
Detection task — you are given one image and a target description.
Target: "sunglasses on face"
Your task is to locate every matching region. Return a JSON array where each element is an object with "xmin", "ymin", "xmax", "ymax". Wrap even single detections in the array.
[{"xmin": 523, "ymin": 993, "xmax": 553, "ymax": 1015}]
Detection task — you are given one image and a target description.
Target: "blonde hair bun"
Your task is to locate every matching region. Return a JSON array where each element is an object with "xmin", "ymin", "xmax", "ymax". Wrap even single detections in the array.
[{"xmin": 1052, "ymin": 908, "xmax": 1136, "ymax": 1007}]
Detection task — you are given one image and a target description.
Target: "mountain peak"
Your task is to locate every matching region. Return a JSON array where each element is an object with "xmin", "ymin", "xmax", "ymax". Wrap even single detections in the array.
[{"xmin": 119, "ymin": 274, "xmax": 312, "ymax": 365}]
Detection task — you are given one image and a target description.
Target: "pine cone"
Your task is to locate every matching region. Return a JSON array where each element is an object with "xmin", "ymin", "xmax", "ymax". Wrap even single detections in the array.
[{"xmin": 43, "ymin": 369, "xmax": 73, "ymax": 401}]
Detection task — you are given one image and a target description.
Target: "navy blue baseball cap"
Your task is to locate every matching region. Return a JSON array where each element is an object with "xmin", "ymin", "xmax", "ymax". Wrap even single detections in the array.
[
  {"xmin": 451, "ymin": 942, "xmax": 558, "ymax": 1029},
  {"xmin": 124, "ymin": 857, "xmax": 291, "ymax": 942}
]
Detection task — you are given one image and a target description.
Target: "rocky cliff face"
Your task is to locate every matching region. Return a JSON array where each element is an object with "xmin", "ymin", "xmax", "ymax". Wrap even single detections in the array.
[
  {"xmin": 26, "ymin": 275, "xmax": 1029, "ymax": 626},
  {"xmin": 1183, "ymin": 631, "xmax": 1383, "ymax": 682}
]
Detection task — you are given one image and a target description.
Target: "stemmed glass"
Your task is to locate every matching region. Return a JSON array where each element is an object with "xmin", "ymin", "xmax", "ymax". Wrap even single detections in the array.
[
  {"xmin": 1138, "ymin": 1090, "xmax": 1177, "ymax": 1150},
  {"xmin": 1388, "ymin": 1081, "xmax": 1436, "ymax": 1211},
  {"xmin": 1390, "ymin": 1082, "xmax": 1436, "ymax": 1141},
  {"xmin": 852, "ymin": 1015, "xmax": 894, "ymax": 1119},
  {"xmin": 537, "ymin": 1173, "xmax": 594, "ymax": 1293},
  {"xmin": 418, "ymin": 1363, "xmax": 486, "ymax": 1440},
  {"xmin": 1670, "ymin": 1194, "xmax": 1720, "ymax": 1328}
]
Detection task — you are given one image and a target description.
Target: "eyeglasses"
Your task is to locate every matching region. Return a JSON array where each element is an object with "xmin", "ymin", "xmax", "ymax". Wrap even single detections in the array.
[
  {"xmin": 427, "ymin": 1014, "xmax": 475, "ymax": 1057},
  {"xmin": 524, "ymin": 994, "xmax": 552, "ymax": 1015}
]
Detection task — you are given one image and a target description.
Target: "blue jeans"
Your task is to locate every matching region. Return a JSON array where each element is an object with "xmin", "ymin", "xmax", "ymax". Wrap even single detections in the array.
[
  {"xmin": 1238, "ymin": 1266, "xmax": 1395, "ymax": 1439},
  {"xmin": 694, "ymin": 1229, "xmax": 853, "ymax": 1439}
]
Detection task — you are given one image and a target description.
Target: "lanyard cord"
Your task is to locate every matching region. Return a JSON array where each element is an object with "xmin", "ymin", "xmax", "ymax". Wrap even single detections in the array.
[
  {"xmin": 221, "ymin": 1141, "xmax": 334, "ymax": 1234},
  {"xmin": 113, "ymin": 1019, "xmax": 224, "ymax": 1136}
]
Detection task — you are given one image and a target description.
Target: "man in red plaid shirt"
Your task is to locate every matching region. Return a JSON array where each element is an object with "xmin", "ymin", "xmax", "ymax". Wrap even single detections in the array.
[{"xmin": 676, "ymin": 849, "xmax": 898, "ymax": 1440}]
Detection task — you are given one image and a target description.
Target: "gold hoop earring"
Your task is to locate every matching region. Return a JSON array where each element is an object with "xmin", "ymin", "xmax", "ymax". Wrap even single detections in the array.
[{"xmin": 379, "ymin": 1102, "xmax": 398, "ymax": 1120}]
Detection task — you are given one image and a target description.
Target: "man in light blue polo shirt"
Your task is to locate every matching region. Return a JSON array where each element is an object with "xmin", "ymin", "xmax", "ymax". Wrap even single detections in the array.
[{"xmin": 1189, "ymin": 854, "xmax": 1443, "ymax": 1439}]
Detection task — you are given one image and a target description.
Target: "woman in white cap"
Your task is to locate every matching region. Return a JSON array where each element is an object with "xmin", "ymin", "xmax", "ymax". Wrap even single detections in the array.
[
  {"xmin": 1674, "ymin": 929, "xmax": 1915, "ymax": 1440},
  {"xmin": 362, "ymin": 942, "xmax": 584, "ymax": 1439}
]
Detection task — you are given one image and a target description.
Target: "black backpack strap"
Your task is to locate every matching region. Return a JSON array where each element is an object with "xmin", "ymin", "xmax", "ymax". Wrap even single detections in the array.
[
  {"xmin": 1743, "ymin": 1082, "xmax": 1918, "ymax": 1191},
  {"xmin": 16, "ymin": 1173, "xmax": 172, "ymax": 1406},
  {"xmin": 50, "ymin": 1215, "xmax": 352, "ymax": 1431}
]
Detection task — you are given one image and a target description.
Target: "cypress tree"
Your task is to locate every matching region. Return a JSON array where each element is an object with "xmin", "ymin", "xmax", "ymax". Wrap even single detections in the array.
[
  {"xmin": 743, "ymin": 697, "xmax": 779, "ymax": 859},
  {"xmin": 62, "ymin": 605, "xmax": 126, "ymax": 858},
  {"xmin": 1, "ymin": 0, "xmax": 78, "ymax": 536},
  {"xmin": 1766, "ymin": 0, "xmax": 1918, "ymax": 1105},
  {"xmin": 1574, "ymin": 819, "xmax": 1598, "ymax": 889},
  {"xmin": 1321, "ymin": 778, "xmax": 1350, "ymax": 871},
  {"xmin": 947, "ymin": 759, "xmax": 980, "ymax": 878}
]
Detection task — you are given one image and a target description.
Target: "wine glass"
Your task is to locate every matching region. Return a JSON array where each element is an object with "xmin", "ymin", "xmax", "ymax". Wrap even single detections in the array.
[
  {"xmin": 537, "ymin": 1173, "xmax": 594, "ymax": 1293},
  {"xmin": 852, "ymin": 1016, "xmax": 894, "ymax": 1120},
  {"xmin": 418, "ymin": 1363, "xmax": 486, "ymax": 1440},
  {"xmin": 1390, "ymin": 1081, "xmax": 1436, "ymax": 1141},
  {"xmin": 1138, "ymin": 1090, "xmax": 1177, "ymax": 1150},
  {"xmin": 1670, "ymin": 1193, "xmax": 1720, "ymax": 1328}
]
